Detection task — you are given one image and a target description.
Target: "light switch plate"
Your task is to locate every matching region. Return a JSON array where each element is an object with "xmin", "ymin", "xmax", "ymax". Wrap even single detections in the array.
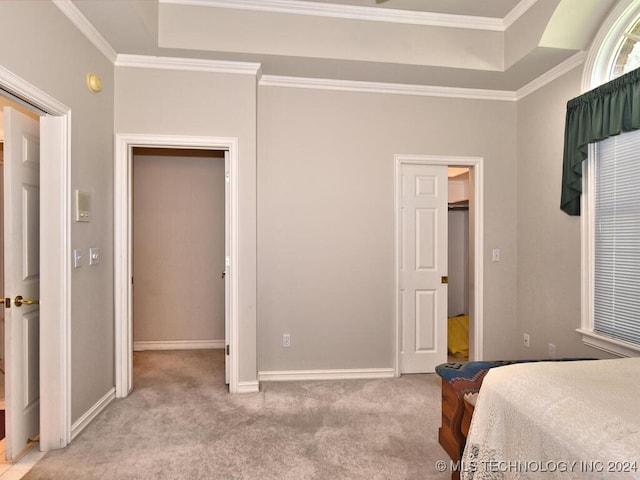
[{"xmin": 75, "ymin": 190, "xmax": 91, "ymax": 222}]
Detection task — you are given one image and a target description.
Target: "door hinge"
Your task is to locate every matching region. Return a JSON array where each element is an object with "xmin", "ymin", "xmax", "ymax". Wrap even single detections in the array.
[
  {"xmin": 226, "ymin": 345, "xmax": 230, "ymax": 355},
  {"xmin": 225, "ymin": 172, "xmax": 230, "ymax": 183}
]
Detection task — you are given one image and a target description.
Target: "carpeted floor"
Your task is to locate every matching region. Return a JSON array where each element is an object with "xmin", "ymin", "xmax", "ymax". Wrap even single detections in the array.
[{"xmin": 23, "ymin": 350, "xmax": 451, "ymax": 480}]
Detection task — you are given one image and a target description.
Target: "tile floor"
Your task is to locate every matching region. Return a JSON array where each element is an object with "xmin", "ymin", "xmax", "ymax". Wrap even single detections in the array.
[
  {"xmin": 0, "ymin": 447, "xmax": 44, "ymax": 479},
  {"xmin": 0, "ymin": 366, "xmax": 43, "ymax": 478}
]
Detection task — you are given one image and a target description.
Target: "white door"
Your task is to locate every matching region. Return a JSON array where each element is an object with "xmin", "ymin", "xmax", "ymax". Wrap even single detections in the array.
[
  {"xmin": 3, "ymin": 107, "xmax": 40, "ymax": 460},
  {"xmin": 224, "ymin": 151, "xmax": 230, "ymax": 385},
  {"xmin": 399, "ymin": 163, "xmax": 448, "ymax": 373}
]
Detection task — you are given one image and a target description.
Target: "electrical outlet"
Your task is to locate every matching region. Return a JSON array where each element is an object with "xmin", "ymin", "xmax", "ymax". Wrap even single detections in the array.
[
  {"xmin": 282, "ymin": 334, "xmax": 291, "ymax": 348},
  {"xmin": 523, "ymin": 333, "xmax": 530, "ymax": 348},
  {"xmin": 548, "ymin": 343, "xmax": 556, "ymax": 359}
]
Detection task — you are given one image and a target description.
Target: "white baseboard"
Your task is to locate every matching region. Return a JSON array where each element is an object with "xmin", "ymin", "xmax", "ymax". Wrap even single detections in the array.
[
  {"xmin": 258, "ymin": 368, "xmax": 395, "ymax": 382},
  {"xmin": 71, "ymin": 387, "xmax": 115, "ymax": 440},
  {"xmin": 236, "ymin": 381, "xmax": 260, "ymax": 393},
  {"xmin": 133, "ymin": 340, "xmax": 225, "ymax": 351}
]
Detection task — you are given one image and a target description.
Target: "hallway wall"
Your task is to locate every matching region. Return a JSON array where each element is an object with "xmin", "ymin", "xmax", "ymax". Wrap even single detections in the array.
[
  {"xmin": 0, "ymin": 1, "xmax": 116, "ymax": 423},
  {"xmin": 132, "ymin": 149, "xmax": 226, "ymax": 347}
]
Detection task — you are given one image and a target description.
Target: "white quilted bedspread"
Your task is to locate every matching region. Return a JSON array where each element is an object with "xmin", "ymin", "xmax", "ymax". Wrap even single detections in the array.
[{"xmin": 461, "ymin": 358, "xmax": 640, "ymax": 479}]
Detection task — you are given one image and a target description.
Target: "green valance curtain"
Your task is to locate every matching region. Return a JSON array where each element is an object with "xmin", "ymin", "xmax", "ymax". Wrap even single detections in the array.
[{"xmin": 561, "ymin": 67, "xmax": 640, "ymax": 215}]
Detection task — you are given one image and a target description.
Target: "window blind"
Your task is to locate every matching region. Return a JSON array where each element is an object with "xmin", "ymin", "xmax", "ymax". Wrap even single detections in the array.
[{"xmin": 594, "ymin": 129, "xmax": 640, "ymax": 345}]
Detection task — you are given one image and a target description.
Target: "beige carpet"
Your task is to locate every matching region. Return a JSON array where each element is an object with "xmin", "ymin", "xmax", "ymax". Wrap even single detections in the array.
[{"xmin": 24, "ymin": 350, "xmax": 451, "ymax": 479}]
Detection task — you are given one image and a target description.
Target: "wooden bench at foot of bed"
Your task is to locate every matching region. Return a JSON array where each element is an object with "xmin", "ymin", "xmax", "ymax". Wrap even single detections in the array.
[{"xmin": 435, "ymin": 361, "xmax": 504, "ymax": 464}]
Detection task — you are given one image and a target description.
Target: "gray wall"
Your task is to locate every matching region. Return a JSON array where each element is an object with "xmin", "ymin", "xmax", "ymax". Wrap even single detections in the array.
[
  {"xmin": 115, "ymin": 67, "xmax": 258, "ymax": 383},
  {"xmin": 257, "ymin": 86, "xmax": 519, "ymax": 371},
  {"xmin": 0, "ymin": 1, "xmax": 115, "ymax": 423},
  {"xmin": 516, "ymin": 65, "xmax": 614, "ymax": 361},
  {"xmin": 132, "ymin": 150, "xmax": 226, "ymax": 345},
  {"xmin": 0, "ymin": 0, "xmax": 624, "ymax": 443}
]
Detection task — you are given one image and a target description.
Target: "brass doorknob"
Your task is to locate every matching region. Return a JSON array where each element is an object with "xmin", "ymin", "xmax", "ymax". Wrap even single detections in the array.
[{"xmin": 14, "ymin": 296, "xmax": 39, "ymax": 307}]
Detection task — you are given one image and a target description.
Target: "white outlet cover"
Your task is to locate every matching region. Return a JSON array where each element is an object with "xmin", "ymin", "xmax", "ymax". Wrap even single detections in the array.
[{"xmin": 89, "ymin": 247, "xmax": 100, "ymax": 266}]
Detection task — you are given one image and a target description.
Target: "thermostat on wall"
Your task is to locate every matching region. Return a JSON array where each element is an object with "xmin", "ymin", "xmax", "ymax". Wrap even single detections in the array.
[{"xmin": 75, "ymin": 190, "xmax": 91, "ymax": 222}]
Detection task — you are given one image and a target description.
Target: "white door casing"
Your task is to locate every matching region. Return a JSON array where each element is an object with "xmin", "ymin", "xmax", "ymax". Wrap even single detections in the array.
[
  {"xmin": 224, "ymin": 151, "xmax": 230, "ymax": 385},
  {"xmin": 3, "ymin": 107, "xmax": 40, "ymax": 460},
  {"xmin": 394, "ymin": 155, "xmax": 484, "ymax": 375},
  {"xmin": 114, "ymin": 134, "xmax": 240, "ymax": 395},
  {"xmin": 398, "ymin": 162, "xmax": 448, "ymax": 373},
  {"xmin": 0, "ymin": 65, "xmax": 72, "ymax": 453}
]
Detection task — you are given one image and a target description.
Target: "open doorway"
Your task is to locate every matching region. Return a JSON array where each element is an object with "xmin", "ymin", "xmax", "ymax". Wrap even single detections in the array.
[
  {"xmin": 131, "ymin": 148, "xmax": 226, "ymax": 379},
  {"xmin": 114, "ymin": 134, "xmax": 240, "ymax": 396},
  {"xmin": 447, "ymin": 168, "xmax": 470, "ymax": 362}
]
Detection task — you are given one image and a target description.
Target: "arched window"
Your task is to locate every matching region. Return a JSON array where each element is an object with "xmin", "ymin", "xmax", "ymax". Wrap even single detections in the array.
[
  {"xmin": 583, "ymin": 0, "xmax": 640, "ymax": 89},
  {"xmin": 610, "ymin": 15, "xmax": 640, "ymax": 78},
  {"xmin": 578, "ymin": 1, "xmax": 640, "ymax": 357}
]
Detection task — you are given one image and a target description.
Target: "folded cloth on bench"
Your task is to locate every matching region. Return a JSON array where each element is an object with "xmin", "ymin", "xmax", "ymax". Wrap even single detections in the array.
[
  {"xmin": 435, "ymin": 360, "xmax": 525, "ymax": 395},
  {"xmin": 435, "ymin": 358, "xmax": 596, "ymax": 395}
]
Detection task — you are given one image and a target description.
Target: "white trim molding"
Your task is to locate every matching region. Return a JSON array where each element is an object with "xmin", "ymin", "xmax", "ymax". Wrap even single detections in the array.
[
  {"xmin": 576, "ymin": 329, "xmax": 640, "ymax": 358},
  {"xmin": 162, "ymin": 0, "xmax": 536, "ymax": 31},
  {"xmin": 71, "ymin": 388, "xmax": 116, "ymax": 440},
  {"xmin": 114, "ymin": 134, "xmax": 241, "ymax": 396},
  {"xmin": 0, "ymin": 65, "xmax": 73, "ymax": 452},
  {"xmin": 503, "ymin": 0, "xmax": 538, "ymax": 29},
  {"xmin": 51, "ymin": 0, "xmax": 118, "ymax": 63},
  {"xmin": 394, "ymin": 155, "xmax": 484, "ymax": 376},
  {"xmin": 133, "ymin": 340, "xmax": 225, "ymax": 351},
  {"xmin": 258, "ymin": 368, "xmax": 395, "ymax": 382},
  {"xmin": 259, "ymin": 75, "xmax": 517, "ymax": 102},
  {"xmin": 115, "ymin": 54, "xmax": 262, "ymax": 76},
  {"xmin": 236, "ymin": 381, "xmax": 260, "ymax": 393},
  {"xmin": 516, "ymin": 51, "xmax": 586, "ymax": 100}
]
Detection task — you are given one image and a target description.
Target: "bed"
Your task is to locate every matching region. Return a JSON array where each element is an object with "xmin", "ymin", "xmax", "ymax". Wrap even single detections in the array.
[
  {"xmin": 435, "ymin": 360, "xmax": 538, "ymax": 465},
  {"xmin": 461, "ymin": 357, "xmax": 640, "ymax": 479}
]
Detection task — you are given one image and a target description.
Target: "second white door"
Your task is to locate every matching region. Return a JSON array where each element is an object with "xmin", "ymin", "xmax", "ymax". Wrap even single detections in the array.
[{"xmin": 399, "ymin": 163, "xmax": 448, "ymax": 373}]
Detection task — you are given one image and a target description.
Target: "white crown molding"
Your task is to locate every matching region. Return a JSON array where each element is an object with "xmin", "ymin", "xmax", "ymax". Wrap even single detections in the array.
[
  {"xmin": 115, "ymin": 54, "xmax": 262, "ymax": 75},
  {"xmin": 161, "ymin": 0, "xmax": 507, "ymax": 31},
  {"xmin": 503, "ymin": 0, "xmax": 538, "ymax": 29},
  {"xmin": 0, "ymin": 65, "xmax": 69, "ymax": 115},
  {"xmin": 51, "ymin": 0, "xmax": 118, "ymax": 64},
  {"xmin": 259, "ymin": 75, "xmax": 517, "ymax": 101},
  {"xmin": 516, "ymin": 51, "xmax": 586, "ymax": 100}
]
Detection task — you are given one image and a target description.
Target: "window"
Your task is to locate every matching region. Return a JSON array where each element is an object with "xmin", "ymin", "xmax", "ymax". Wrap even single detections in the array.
[
  {"xmin": 611, "ymin": 16, "xmax": 640, "ymax": 78},
  {"xmin": 592, "ymin": 131, "xmax": 640, "ymax": 347},
  {"xmin": 579, "ymin": 2, "xmax": 640, "ymax": 356}
]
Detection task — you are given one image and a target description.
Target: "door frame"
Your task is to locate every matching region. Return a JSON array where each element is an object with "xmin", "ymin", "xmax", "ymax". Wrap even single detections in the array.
[
  {"xmin": 114, "ymin": 134, "xmax": 240, "ymax": 395},
  {"xmin": 394, "ymin": 154, "xmax": 484, "ymax": 375},
  {"xmin": 0, "ymin": 65, "xmax": 72, "ymax": 450}
]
